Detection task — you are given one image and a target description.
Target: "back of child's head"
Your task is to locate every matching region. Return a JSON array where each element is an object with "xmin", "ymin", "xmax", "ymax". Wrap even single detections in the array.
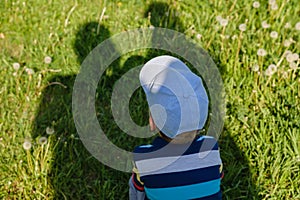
[{"xmin": 139, "ymin": 55, "xmax": 209, "ymax": 139}]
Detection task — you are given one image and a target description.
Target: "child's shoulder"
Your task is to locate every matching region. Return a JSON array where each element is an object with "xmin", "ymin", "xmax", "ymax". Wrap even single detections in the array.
[
  {"xmin": 133, "ymin": 136, "xmax": 167, "ymax": 154},
  {"xmin": 132, "ymin": 135, "xmax": 219, "ymax": 158},
  {"xmin": 192, "ymin": 135, "xmax": 219, "ymax": 152}
]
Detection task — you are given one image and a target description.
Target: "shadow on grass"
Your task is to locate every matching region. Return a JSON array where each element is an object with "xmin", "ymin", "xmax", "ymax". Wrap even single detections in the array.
[
  {"xmin": 33, "ymin": 2, "xmax": 260, "ymax": 199},
  {"xmin": 33, "ymin": 23, "xmax": 132, "ymax": 199}
]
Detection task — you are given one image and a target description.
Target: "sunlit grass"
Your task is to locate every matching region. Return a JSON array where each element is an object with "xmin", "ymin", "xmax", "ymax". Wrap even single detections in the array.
[{"xmin": 0, "ymin": 0, "xmax": 299, "ymax": 199}]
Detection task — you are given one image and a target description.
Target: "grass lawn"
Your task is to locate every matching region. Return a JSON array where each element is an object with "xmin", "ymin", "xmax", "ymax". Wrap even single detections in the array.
[{"xmin": 0, "ymin": 0, "xmax": 299, "ymax": 199}]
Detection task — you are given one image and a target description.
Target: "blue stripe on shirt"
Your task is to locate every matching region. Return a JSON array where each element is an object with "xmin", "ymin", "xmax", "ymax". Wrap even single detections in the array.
[
  {"xmin": 141, "ymin": 166, "xmax": 221, "ymax": 188},
  {"xmin": 144, "ymin": 179, "xmax": 221, "ymax": 200}
]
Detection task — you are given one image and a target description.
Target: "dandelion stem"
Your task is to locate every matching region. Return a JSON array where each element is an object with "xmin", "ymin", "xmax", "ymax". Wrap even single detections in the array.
[
  {"xmin": 26, "ymin": 150, "xmax": 33, "ymax": 174},
  {"xmin": 97, "ymin": 7, "xmax": 106, "ymax": 35},
  {"xmin": 64, "ymin": 2, "xmax": 78, "ymax": 28},
  {"xmin": 234, "ymin": 31, "xmax": 243, "ymax": 74}
]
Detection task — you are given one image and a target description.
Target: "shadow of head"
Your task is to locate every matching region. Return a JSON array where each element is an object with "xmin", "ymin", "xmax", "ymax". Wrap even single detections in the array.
[
  {"xmin": 32, "ymin": 22, "xmax": 130, "ymax": 199},
  {"xmin": 144, "ymin": 1, "xmax": 185, "ymax": 32},
  {"xmin": 74, "ymin": 22, "xmax": 111, "ymax": 64}
]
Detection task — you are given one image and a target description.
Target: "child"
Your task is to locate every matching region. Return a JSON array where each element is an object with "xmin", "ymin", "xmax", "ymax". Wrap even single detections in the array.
[{"xmin": 129, "ymin": 55, "xmax": 223, "ymax": 200}]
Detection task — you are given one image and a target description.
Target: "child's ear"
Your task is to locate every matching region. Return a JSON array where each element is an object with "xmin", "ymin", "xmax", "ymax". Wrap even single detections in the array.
[{"xmin": 149, "ymin": 114, "xmax": 156, "ymax": 131}]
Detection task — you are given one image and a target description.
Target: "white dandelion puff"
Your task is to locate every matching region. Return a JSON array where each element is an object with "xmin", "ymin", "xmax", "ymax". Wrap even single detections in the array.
[
  {"xmin": 216, "ymin": 15, "xmax": 222, "ymax": 22},
  {"xmin": 257, "ymin": 48, "xmax": 267, "ymax": 57},
  {"xmin": 13, "ymin": 62, "xmax": 20, "ymax": 70},
  {"xmin": 292, "ymin": 53, "xmax": 299, "ymax": 61},
  {"xmin": 252, "ymin": 64, "xmax": 260, "ymax": 72},
  {"xmin": 149, "ymin": 25, "xmax": 155, "ymax": 30},
  {"xmin": 25, "ymin": 68, "xmax": 34, "ymax": 75},
  {"xmin": 38, "ymin": 136, "xmax": 48, "ymax": 145},
  {"xmin": 23, "ymin": 140, "xmax": 32, "ymax": 150},
  {"xmin": 262, "ymin": 21, "xmax": 270, "ymax": 29},
  {"xmin": 295, "ymin": 22, "xmax": 300, "ymax": 31},
  {"xmin": 265, "ymin": 64, "xmax": 277, "ymax": 76},
  {"xmin": 284, "ymin": 50, "xmax": 292, "ymax": 57},
  {"xmin": 284, "ymin": 23, "xmax": 291, "ymax": 29},
  {"xmin": 286, "ymin": 54, "xmax": 294, "ymax": 63},
  {"xmin": 271, "ymin": 3, "xmax": 278, "ymax": 10},
  {"xmin": 286, "ymin": 53, "xmax": 299, "ymax": 63},
  {"xmin": 268, "ymin": 0, "xmax": 276, "ymax": 5},
  {"xmin": 289, "ymin": 62, "xmax": 298, "ymax": 70},
  {"xmin": 196, "ymin": 33, "xmax": 202, "ymax": 39},
  {"xmin": 270, "ymin": 31, "xmax": 278, "ymax": 39},
  {"xmin": 46, "ymin": 127, "xmax": 55, "ymax": 135},
  {"xmin": 219, "ymin": 18, "xmax": 229, "ymax": 27},
  {"xmin": 239, "ymin": 23, "xmax": 247, "ymax": 32},
  {"xmin": 44, "ymin": 56, "xmax": 52, "ymax": 64},
  {"xmin": 253, "ymin": 1, "xmax": 260, "ymax": 8},
  {"xmin": 283, "ymin": 39, "xmax": 292, "ymax": 47}
]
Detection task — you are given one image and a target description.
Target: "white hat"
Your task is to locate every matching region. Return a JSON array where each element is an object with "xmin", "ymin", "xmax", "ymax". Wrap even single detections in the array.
[{"xmin": 139, "ymin": 55, "xmax": 209, "ymax": 138}]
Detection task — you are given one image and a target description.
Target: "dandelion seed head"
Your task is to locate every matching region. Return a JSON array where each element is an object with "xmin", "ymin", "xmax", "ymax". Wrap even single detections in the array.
[
  {"xmin": 270, "ymin": 31, "xmax": 278, "ymax": 39},
  {"xmin": 44, "ymin": 56, "xmax": 52, "ymax": 64},
  {"xmin": 239, "ymin": 23, "xmax": 247, "ymax": 31},
  {"xmin": 284, "ymin": 50, "xmax": 292, "ymax": 57},
  {"xmin": 284, "ymin": 22, "xmax": 291, "ymax": 29},
  {"xmin": 289, "ymin": 62, "xmax": 298, "ymax": 70},
  {"xmin": 295, "ymin": 22, "xmax": 300, "ymax": 31},
  {"xmin": 23, "ymin": 140, "xmax": 32, "ymax": 150},
  {"xmin": 286, "ymin": 53, "xmax": 298, "ymax": 63},
  {"xmin": 262, "ymin": 21, "xmax": 270, "ymax": 29},
  {"xmin": 286, "ymin": 54, "xmax": 294, "ymax": 63},
  {"xmin": 219, "ymin": 18, "xmax": 229, "ymax": 27},
  {"xmin": 253, "ymin": 1, "xmax": 260, "ymax": 8},
  {"xmin": 25, "ymin": 68, "xmax": 34, "ymax": 75},
  {"xmin": 38, "ymin": 136, "xmax": 48, "ymax": 145},
  {"xmin": 265, "ymin": 64, "xmax": 277, "ymax": 76},
  {"xmin": 149, "ymin": 25, "xmax": 155, "ymax": 30},
  {"xmin": 268, "ymin": 0, "xmax": 276, "ymax": 5},
  {"xmin": 291, "ymin": 53, "xmax": 299, "ymax": 61},
  {"xmin": 46, "ymin": 127, "xmax": 55, "ymax": 135},
  {"xmin": 252, "ymin": 64, "xmax": 260, "ymax": 72},
  {"xmin": 271, "ymin": 3, "xmax": 278, "ymax": 10},
  {"xmin": 13, "ymin": 62, "xmax": 20, "ymax": 70},
  {"xmin": 216, "ymin": 15, "xmax": 222, "ymax": 22},
  {"xmin": 257, "ymin": 48, "xmax": 267, "ymax": 57},
  {"xmin": 283, "ymin": 39, "xmax": 292, "ymax": 47},
  {"xmin": 196, "ymin": 33, "xmax": 202, "ymax": 39}
]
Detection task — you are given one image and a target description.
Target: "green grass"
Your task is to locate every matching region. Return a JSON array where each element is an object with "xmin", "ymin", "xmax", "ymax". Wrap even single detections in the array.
[{"xmin": 1, "ymin": 0, "xmax": 299, "ymax": 199}]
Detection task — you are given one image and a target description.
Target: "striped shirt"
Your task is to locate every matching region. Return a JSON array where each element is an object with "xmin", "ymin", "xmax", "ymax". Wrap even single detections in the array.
[{"xmin": 132, "ymin": 135, "xmax": 223, "ymax": 200}]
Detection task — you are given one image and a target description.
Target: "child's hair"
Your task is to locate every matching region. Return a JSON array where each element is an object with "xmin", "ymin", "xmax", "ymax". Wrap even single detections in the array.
[{"xmin": 159, "ymin": 130, "xmax": 197, "ymax": 144}]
